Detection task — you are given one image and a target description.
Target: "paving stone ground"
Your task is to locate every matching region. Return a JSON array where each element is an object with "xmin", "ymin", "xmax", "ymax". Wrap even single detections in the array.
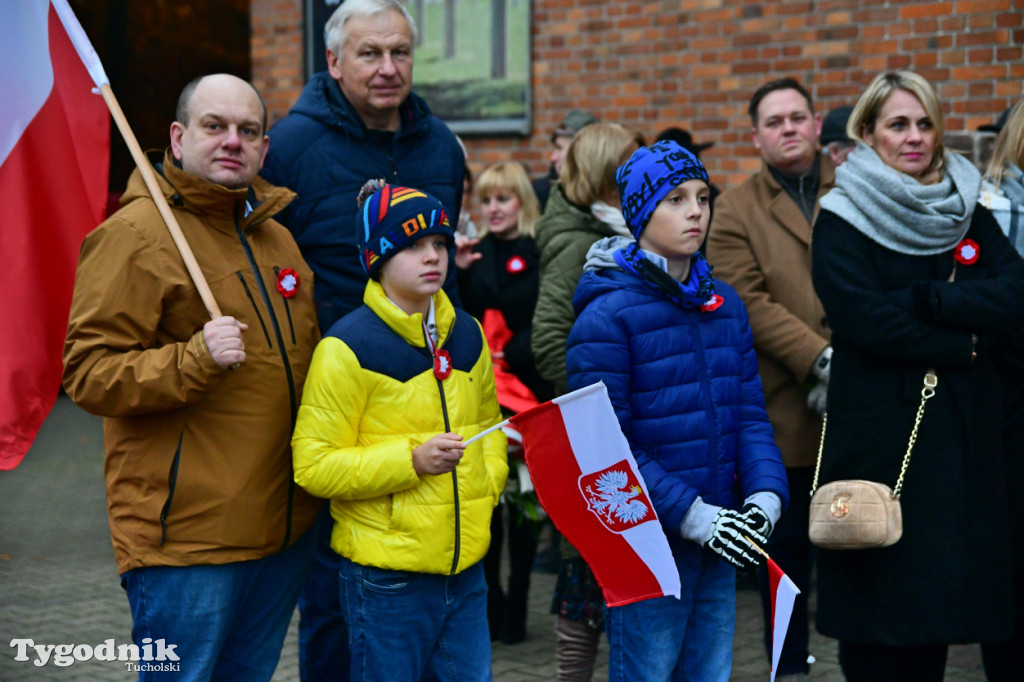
[{"xmin": 1, "ymin": 396, "xmax": 986, "ymax": 680}]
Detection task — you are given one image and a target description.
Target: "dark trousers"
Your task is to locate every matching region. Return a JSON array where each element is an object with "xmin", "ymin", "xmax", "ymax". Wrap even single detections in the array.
[
  {"xmin": 297, "ymin": 504, "xmax": 350, "ymax": 681},
  {"xmin": 839, "ymin": 641, "xmax": 947, "ymax": 681},
  {"xmin": 483, "ymin": 501, "xmax": 541, "ymax": 643},
  {"xmin": 757, "ymin": 466, "xmax": 814, "ymax": 675}
]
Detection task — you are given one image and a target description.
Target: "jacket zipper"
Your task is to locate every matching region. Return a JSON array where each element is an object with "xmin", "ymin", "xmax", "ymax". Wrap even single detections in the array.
[
  {"xmin": 691, "ymin": 317, "xmax": 721, "ymax": 479},
  {"xmin": 234, "ymin": 205, "xmax": 298, "ymax": 550},
  {"xmin": 436, "ymin": 373, "xmax": 460, "ymax": 575},
  {"xmin": 426, "ymin": 324, "xmax": 460, "ymax": 575},
  {"xmin": 273, "ymin": 266, "xmax": 297, "ymax": 345},
  {"xmin": 236, "ymin": 271, "xmax": 272, "ymax": 347},
  {"xmin": 159, "ymin": 431, "xmax": 185, "ymax": 546}
]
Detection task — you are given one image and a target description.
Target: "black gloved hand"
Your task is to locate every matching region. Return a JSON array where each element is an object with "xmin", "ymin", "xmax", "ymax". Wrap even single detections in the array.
[
  {"xmin": 739, "ymin": 502, "xmax": 773, "ymax": 539},
  {"xmin": 704, "ymin": 509, "xmax": 764, "ymax": 569}
]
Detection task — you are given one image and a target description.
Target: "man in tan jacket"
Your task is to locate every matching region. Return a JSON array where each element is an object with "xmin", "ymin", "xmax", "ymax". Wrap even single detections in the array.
[
  {"xmin": 62, "ymin": 74, "xmax": 321, "ymax": 680},
  {"xmin": 706, "ymin": 77, "xmax": 834, "ymax": 682}
]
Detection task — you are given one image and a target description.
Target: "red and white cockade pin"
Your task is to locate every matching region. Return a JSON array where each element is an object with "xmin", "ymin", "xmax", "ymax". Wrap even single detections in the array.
[
  {"xmin": 700, "ymin": 294, "xmax": 724, "ymax": 313},
  {"xmin": 954, "ymin": 239, "xmax": 979, "ymax": 265},
  {"xmin": 506, "ymin": 255, "xmax": 527, "ymax": 274},
  {"xmin": 276, "ymin": 268, "xmax": 301, "ymax": 298},
  {"xmin": 434, "ymin": 349, "xmax": 453, "ymax": 380}
]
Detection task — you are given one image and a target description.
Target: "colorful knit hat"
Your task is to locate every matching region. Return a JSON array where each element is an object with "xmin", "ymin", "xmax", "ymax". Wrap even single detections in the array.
[
  {"xmin": 616, "ymin": 140, "xmax": 710, "ymax": 239},
  {"xmin": 356, "ymin": 180, "xmax": 454, "ymax": 278}
]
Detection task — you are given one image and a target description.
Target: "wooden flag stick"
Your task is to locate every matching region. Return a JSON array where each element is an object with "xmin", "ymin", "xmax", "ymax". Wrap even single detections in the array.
[
  {"xmin": 99, "ymin": 83, "xmax": 223, "ymax": 320},
  {"xmin": 744, "ymin": 535, "xmax": 771, "ymax": 560}
]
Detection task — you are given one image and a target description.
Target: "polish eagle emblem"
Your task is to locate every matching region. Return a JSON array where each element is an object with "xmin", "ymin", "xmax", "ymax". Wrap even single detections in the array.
[{"xmin": 581, "ymin": 466, "xmax": 651, "ymax": 532}]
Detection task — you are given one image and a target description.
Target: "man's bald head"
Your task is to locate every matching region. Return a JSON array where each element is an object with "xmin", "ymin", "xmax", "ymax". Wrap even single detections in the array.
[
  {"xmin": 176, "ymin": 74, "xmax": 268, "ymax": 135},
  {"xmin": 169, "ymin": 74, "xmax": 270, "ymax": 189}
]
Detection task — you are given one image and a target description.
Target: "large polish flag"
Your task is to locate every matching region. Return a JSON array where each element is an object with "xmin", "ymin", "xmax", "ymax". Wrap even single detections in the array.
[
  {"xmin": 509, "ymin": 382, "xmax": 681, "ymax": 607},
  {"xmin": 0, "ymin": 0, "xmax": 109, "ymax": 470}
]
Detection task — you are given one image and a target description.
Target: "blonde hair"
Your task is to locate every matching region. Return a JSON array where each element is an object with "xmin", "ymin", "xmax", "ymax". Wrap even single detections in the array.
[
  {"xmin": 984, "ymin": 100, "xmax": 1024, "ymax": 190},
  {"xmin": 559, "ymin": 123, "xmax": 645, "ymax": 207},
  {"xmin": 848, "ymin": 70, "xmax": 946, "ymax": 179},
  {"xmin": 475, "ymin": 162, "xmax": 541, "ymax": 238}
]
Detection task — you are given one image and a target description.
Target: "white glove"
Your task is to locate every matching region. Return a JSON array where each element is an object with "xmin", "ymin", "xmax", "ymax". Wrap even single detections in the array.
[
  {"xmin": 807, "ymin": 381, "xmax": 828, "ymax": 416},
  {"xmin": 811, "ymin": 346, "xmax": 832, "ymax": 383}
]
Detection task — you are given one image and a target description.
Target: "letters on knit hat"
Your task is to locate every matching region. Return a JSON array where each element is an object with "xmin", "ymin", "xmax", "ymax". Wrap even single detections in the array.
[
  {"xmin": 356, "ymin": 180, "xmax": 454, "ymax": 278},
  {"xmin": 616, "ymin": 141, "xmax": 709, "ymax": 239}
]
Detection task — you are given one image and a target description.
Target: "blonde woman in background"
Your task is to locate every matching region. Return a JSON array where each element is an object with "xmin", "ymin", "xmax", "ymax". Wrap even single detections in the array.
[
  {"xmin": 978, "ymin": 99, "xmax": 1024, "ymax": 682},
  {"xmin": 455, "ymin": 162, "xmax": 553, "ymax": 645}
]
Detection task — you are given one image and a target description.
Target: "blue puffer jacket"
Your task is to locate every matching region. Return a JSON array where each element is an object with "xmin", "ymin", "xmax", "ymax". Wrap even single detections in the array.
[
  {"xmin": 261, "ymin": 72, "xmax": 465, "ymax": 331},
  {"xmin": 566, "ymin": 240, "xmax": 788, "ymax": 560}
]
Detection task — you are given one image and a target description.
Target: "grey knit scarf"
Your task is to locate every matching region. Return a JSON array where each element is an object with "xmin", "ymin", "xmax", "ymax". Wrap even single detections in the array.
[{"xmin": 819, "ymin": 143, "xmax": 981, "ymax": 255}]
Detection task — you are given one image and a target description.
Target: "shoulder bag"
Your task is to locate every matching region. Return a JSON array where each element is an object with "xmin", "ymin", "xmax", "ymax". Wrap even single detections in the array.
[{"xmin": 808, "ymin": 369, "xmax": 937, "ymax": 550}]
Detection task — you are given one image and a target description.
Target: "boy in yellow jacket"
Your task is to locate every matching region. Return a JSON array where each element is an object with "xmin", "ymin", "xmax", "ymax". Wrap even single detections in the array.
[{"xmin": 292, "ymin": 182, "xmax": 508, "ymax": 680}]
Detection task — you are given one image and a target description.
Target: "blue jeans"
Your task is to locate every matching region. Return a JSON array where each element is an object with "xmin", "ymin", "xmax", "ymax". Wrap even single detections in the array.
[
  {"xmin": 338, "ymin": 556, "xmax": 492, "ymax": 681},
  {"xmin": 298, "ymin": 504, "xmax": 350, "ymax": 681},
  {"xmin": 121, "ymin": 527, "xmax": 315, "ymax": 681},
  {"xmin": 606, "ymin": 552, "xmax": 735, "ymax": 682}
]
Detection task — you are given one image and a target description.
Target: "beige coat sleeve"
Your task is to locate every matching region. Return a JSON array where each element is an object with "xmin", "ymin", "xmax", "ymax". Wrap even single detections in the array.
[{"xmin": 708, "ymin": 193, "xmax": 828, "ymax": 382}]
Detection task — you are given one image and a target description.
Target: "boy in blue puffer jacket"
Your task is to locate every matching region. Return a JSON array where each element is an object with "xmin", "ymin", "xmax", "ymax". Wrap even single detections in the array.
[{"xmin": 566, "ymin": 141, "xmax": 789, "ymax": 681}]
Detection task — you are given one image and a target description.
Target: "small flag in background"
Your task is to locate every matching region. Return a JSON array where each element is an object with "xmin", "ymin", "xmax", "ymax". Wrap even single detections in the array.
[
  {"xmin": 767, "ymin": 557, "xmax": 801, "ymax": 682},
  {"xmin": 0, "ymin": 0, "xmax": 110, "ymax": 470},
  {"xmin": 509, "ymin": 382, "xmax": 680, "ymax": 607}
]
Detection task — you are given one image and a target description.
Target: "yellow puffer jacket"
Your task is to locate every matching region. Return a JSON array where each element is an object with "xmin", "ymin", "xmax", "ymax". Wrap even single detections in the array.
[{"xmin": 293, "ymin": 281, "xmax": 508, "ymax": 574}]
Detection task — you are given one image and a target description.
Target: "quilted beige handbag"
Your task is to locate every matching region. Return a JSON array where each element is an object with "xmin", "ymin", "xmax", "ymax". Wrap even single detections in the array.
[{"xmin": 808, "ymin": 370, "xmax": 937, "ymax": 550}]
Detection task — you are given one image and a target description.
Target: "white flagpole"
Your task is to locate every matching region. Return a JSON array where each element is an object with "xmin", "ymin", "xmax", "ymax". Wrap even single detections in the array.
[
  {"xmin": 463, "ymin": 382, "xmax": 609, "ymax": 447},
  {"xmin": 463, "ymin": 418, "xmax": 510, "ymax": 447}
]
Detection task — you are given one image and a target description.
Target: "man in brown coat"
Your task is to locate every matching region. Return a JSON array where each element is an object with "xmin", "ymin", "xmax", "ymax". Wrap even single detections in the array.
[
  {"xmin": 63, "ymin": 74, "xmax": 321, "ymax": 680},
  {"xmin": 706, "ymin": 77, "xmax": 834, "ymax": 682}
]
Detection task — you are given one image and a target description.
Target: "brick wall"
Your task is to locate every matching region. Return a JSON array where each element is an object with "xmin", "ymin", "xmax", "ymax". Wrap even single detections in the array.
[{"xmin": 251, "ymin": 0, "xmax": 1024, "ymax": 189}]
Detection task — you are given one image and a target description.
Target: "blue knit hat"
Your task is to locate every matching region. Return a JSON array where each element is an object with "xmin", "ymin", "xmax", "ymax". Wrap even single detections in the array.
[
  {"xmin": 356, "ymin": 181, "xmax": 454, "ymax": 278},
  {"xmin": 616, "ymin": 140, "xmax": 710, "ymax": 239}
]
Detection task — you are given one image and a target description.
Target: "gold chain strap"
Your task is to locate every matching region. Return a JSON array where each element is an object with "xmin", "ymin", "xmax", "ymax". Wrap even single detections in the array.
[
  {"xmin": 810, "ymin": 370, "xmax": 937, "ymax": 499},
  {"xmin": 893, "ymin": 370, "xmax": 937, "ymax": 498}
]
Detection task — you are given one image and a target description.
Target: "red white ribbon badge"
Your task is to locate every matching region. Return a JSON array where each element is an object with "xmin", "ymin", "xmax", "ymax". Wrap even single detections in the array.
[
  {"xmin": 700, "ymin": 294, "xmax": 724, "ymax": 313},
  {"xmin": 506, "ymin": 255, "xmax": 527, "ymax": 274},
  {"xmin": 954, "ymin": 239, "xmax": 979, "ymax": 265},
  {"xmin": 434, "ymin": 349, "xmax": 452, "ymax": 380},
  {"xmin": 276, "ymin": 268, "xmax": 300, "ymax": 298}
]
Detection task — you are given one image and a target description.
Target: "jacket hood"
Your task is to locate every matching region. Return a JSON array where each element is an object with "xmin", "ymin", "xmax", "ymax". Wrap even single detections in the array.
[
  {"xmin": 290, "ymin": 71, "xmax": 435, "ymax": 139},
  {"xmin": 572, "ymin": 261, "xmax": 645, "ymax": 317},
  {"xmin": 535, "ymin": 186, "xmax": 625, "ymax": 252},
  {"xmin": 582, "ymin": 235, "xmax": 633, "ymax": 273},
  {"xmin": 121, "ymin": 149, "xmax": 295, "ymax": 233}
]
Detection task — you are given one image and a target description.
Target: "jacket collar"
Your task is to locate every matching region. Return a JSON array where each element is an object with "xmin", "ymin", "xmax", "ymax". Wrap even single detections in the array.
[
  {"xmin": 760, "ymin": 153, "xmax": 836, "ymax": 246},
  {"xmin": 302, "ymin": 71, "xmax": 434, "ymax": 140},
  {"xmin": 362, "ymin": 279, "xmax": 456, "ymax": 348},
  {"xmin": 121, "ymin": 149, "xmax": 296, "ymax": 236}
]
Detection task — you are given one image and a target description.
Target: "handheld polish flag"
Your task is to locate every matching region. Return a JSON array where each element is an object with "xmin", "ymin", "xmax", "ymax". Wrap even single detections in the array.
[
  {"xmin": 472, "ymin": 382, "xmax": 680, "ymax": 606},
  {"xmin": 767, "ymin": 557, "xmax": 801, "ymax": 682},
  {"xmin": 0, "ymin": 0, "xmax": 110, "ymax": 469}
]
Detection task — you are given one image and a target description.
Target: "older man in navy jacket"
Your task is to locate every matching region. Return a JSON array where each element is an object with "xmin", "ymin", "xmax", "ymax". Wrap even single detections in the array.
[{"xmin": 260, "ymin": 1, "xmax": 465, "ymax": 679}]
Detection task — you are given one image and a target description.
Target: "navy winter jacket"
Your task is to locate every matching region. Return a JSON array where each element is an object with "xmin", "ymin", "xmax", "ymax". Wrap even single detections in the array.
[
  {"xmin": 261, "ymin": 72, "xmax": 465, "ymax": 331},
  {"xmin": 566, "ymin": 254, "xmax": 788, "ymax": 559}
]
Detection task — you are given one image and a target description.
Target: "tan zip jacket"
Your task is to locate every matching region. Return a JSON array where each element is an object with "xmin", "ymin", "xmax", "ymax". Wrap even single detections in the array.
[{"xmin": 63, "ymin": 150, "xmax": 322, "ymax": 574}]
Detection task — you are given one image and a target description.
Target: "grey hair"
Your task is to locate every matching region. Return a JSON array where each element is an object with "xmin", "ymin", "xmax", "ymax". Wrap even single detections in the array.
[{"xmin": 324, "ymin": 0, "xmax": 417, "ymax": 55}]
